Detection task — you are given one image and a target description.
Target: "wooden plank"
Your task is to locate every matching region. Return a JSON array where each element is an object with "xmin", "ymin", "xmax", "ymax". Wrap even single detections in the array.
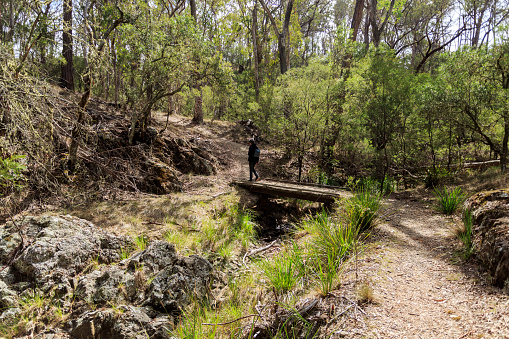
[{"xmin": 233, "ymin": 179, "xmax": 350, "ymax": 203}]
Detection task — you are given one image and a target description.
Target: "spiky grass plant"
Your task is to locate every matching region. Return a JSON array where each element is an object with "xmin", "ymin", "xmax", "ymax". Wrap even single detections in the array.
[
  {"xmin": 342, "ymin": 190, "xmax": 382, "ymax": 234},
  {"xmin": 434, "ymin": 186, "xmax": 466, "ymax": 215},
  {"xmin": 302, "ymin": 211, "xmax": 357, "ymax": 263},
  {"xmin": 258, "ymin": 243, "xmax": 306, "ymax": 294},
  {"xmin": 312, "ymin": 251, "xmax": 344, "ymax": 297},
  {"xmin": 453, "ymin": 209, "xmax": 475, "ymax": 259},
  {"xmin": 134, "ymin": 234, "xmax": 149, "ymax": 251}
]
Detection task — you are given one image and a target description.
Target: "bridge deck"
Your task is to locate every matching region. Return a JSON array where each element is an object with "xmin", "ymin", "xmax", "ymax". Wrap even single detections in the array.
[{"xmin": 233, "ymin": 179, "xmax": 351, "ymax": 203}]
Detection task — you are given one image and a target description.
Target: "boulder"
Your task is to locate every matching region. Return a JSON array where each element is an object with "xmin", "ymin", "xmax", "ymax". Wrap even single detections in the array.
[
  {"xmin": 74, "ymin": 266, "xmax": 136, "ymax": 305},
  {"xmin": 145, "ymin": 159, "xmax": 183, "ymax": 194},
  {"xmin": 144, "ymin": 254, "xmax": 213, "ymax": 313},
  {"xmin": 128, "ymin": 241, "xmax": 179, "ymax": 273},
  {"xmin": 67, "ymin": 306, "xmax": 172, "ymax": 339},
  {"xmin": 464, "ymin": 189, "xmax": 509, "ymax": 287},
  {"xmin": 0, "ymin": 215, "xmax": 133, "ymax": 290},
  {"xmin": 0, "ymin": 279, "xmax": 18, "ymax": 308}
]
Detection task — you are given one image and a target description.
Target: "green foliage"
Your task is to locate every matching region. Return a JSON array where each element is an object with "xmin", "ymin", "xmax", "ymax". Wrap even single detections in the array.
[
  {"xmin": 433, "ymin": 187, "xmax": 466, "ymax": 215},
  {"xmin": 0, "ymin": 155, "xmax": 27, "ymax": 194},
  {"xmin": 302, "ymin": 210, "xmax": 357, "ymax": 263},
  {"xmin": 347, "ymin": 175, "xmax": 394, "ymax": 195},
  {"xmin": 425, "ymin": 166, "xmax": 451, "ymax": 188},
  {"xmin": 258, "ymin": 243, "xmax": 306, "ymax": 294},
  {"xmin": 311, "ymin": 251, "xmax": 343, "ymax": 297},
  {"xmin": 342, "ymin": 191, "xmax": 383, "ymax": 234},
  {"xmin": 134, "ymin": 234, "xmax": 148, "ymax": 251},
  {"xmin": 454, "ymin": 209, "xmax": 475, "ymax": 259}
]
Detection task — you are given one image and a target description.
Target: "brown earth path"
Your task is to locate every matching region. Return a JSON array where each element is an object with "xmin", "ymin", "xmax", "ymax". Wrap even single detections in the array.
[{"xmin": 346, "ymin": 195, "xmax": 509, "ymax": 339}]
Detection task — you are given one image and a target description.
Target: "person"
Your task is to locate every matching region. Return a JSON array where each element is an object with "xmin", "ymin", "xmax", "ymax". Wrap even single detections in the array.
[{"xmin": 248, "ymin": 138, "xmax": 260, "ymax": 181}]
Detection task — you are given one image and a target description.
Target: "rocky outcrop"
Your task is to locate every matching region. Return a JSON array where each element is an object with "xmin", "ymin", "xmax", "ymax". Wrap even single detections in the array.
[
  {"xmin": 464, "ymin": 189, "xmax": 509, "ymax": 287},
  {"xmin": 0, "ymin": 215, "xmax": 133, "ymax": 293},
  {"xmin": 162, "ymin": 137, "xmax": 217, "ymax": 176},
  {"xmin": 67, "ymin": 307, "xmax": 172, "ymax": 339},
  {"xmin": 0, "ymin": 216, "xmax": 215, "ymax": 338}
]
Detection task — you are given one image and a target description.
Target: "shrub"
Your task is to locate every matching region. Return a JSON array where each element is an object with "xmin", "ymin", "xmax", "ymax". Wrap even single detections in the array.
[
  {"xmin": 433, "ymin": 186, "xmax": 466, "ymax": 215},
  {"xmin": 343, "ymin": 190, "xmax": 382, "ymax": 234},
  {"xmin": 0, "ymin": 154, "xmax": 27, "ymax": 195}
]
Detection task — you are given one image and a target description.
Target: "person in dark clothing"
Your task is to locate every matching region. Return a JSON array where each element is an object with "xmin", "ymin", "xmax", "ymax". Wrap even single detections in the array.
[{"xmin": 248, "ymin": 139, "xmax": 260, "ymax": 181}]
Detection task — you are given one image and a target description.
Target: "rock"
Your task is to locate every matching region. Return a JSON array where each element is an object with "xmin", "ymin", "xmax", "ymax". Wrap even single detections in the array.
[
  {"xmin": 0, "ymin": 215, "xmax": 133, "ymax": 290},
  {"xmin": 0, "ymin": 265, "xmax": 16, "ymax": 285},
  {"xmin": 163, "ymin": 138, "xmax": 217, "ymax": 176},
  {"xmin": 128, "ymin": 241, "xmax": 179, "ymax": 273},
  {"xmin": 145, "ymin": 159, "xmax": 183, "ymax": 194},
  {"xmin": 67, "ymin": 307, "xmax": 172, "ymax": 339},
  {"xmin": 0, "ymin": 306, "xmax": 21, "ymax": 323},
  {"xmin": 144, "ymin": 254, "xmax": 214, "ymax": 313},
  {"xmin": 74, "ymin": 266, "xmax": 136, "ymax": 305},
  {"xmin": 0, "ymin": 279, "xmax": 18, "ymax": 308},
  {"xmin": 464, "ymin": 189, "xmax": 509, "ymax": 287}
]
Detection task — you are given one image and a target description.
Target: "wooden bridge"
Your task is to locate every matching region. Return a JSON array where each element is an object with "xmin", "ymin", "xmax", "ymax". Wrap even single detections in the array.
[{"xmin": 233, "ymin": 179, "xmax": 351, "ymax": 204}]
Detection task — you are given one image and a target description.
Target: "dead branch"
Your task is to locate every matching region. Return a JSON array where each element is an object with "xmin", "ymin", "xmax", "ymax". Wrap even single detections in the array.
[
  {"xmin": 243, "ymin": 239, "xmax": 278, "ymax": 266},
  {"xmin": 202, "ymin": 314, "xmax": 260, "ymax": 326}
]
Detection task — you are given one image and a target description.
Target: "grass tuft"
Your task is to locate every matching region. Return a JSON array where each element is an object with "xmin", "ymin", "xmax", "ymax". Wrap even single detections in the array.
[
  {"xmin": 258, "ymin": 242, "xmax": 306, "ymax": 294},
  {"xmin": 342, "ymin": 190, "xmax": 382, "ymax": 234},
  {"xmin": 452, "ymin": 209, "xmax": 475, "ymax": 259},
  {"xmin": 434, "ymin": 186, "xmax": 466, "ymax": 215}
]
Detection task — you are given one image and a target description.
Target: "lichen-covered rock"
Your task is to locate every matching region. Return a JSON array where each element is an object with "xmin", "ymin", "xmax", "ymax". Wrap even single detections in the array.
[
  {"xmin": 128, "ymin": 240, "xmax": 179, "ymax": 273},
  {"xmin": 145, "ymin": 159, "xmax": 183, "ymax": 194},
  {"xmin": 0, "ymin": 215, "xmax": 133, "ymax": 289},
  {"xmin": 144, "ymin": 254, "xmax": 213, "ymax": 313},
  {"xmin": 464, "ymin": 189, "xmax": 509, "ymax": 287},
  {"xmin": 74, "ymin": 266, "xmax": 136, "ymax": 305},
  {"xmin": 67, "ymin": 307, "xmax": 171, "ymax": 339},
  {"xmin": 0, "ymin": 279, "xmax": 18, "ymax": 308}
]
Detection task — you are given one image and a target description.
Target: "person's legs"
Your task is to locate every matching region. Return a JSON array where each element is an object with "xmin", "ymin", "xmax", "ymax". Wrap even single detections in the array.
[
  {"xmin": 249, "ymin": 161, "xmax": 255, "ymax": 181},
  {"xmin": 253, "ymin": 163, "xmax": 259, "ymax": 180}
]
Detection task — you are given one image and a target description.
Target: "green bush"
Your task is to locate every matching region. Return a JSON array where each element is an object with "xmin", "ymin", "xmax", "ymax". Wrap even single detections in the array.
[
  {"xmin": 0, "ymin": 155, "xmax": 27, "ymax": 194},
  {"xmin": 433, "ymin": 186, "xmax": 466, "ymax": 215},
  {"xmin": 343, "ymin": 190, "xmax": 382, "ymax": 234},
  {"xmin": 425, "ymin": 165, "xmax": 450, "ymax": 188}
]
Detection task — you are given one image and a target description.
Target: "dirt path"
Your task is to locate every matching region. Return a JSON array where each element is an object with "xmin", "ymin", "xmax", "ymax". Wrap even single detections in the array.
[{"xmin": 349, "ymin": 195, "xmax": 509, "ymax": 338}]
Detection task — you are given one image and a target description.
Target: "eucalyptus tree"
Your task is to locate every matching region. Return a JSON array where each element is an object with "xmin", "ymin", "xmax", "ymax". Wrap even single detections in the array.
[
  {"xmin": 441, "ymin": 43, "xmax": 509, "ymax": 172},
  {"xmin": 346, "ymin": 46, "xmax": 413, "ymax": 186},
  {"xmin": 270, "ymin": 60, "xmax": 333, "ymax": 181}
]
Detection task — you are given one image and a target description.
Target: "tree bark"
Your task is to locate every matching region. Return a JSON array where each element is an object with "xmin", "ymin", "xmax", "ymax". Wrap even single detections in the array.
[
  {"xmin": 259, "ymin": 0, "xmax": 294, "ymax": 74},
  {"xmin": 60, "ymin": 0, "xmax": 74, "ymax": 90},
  {"xmin": 192, "ymin": 87, "xmax": 204, "ymax": 124},
  {"xmin": 252, "ymin": 2, "xmax": 260, "ymax": 101},
  {"xmin": 190, "ymin": 0, "xmax": 197, "ymax": 20},
  {"xmin": 350, "ymin": 0, "xmax": 364, "ymax": 41}
]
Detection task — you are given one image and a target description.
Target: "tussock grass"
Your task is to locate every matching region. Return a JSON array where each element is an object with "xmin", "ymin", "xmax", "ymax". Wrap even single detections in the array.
[
  {"xmin": 258, "ymin": 242, "xmax": 306, "ymax": 294},
  {"xmin": 342, "ymin": 190, "xmax": 382, "ymax": 234},
  {"xmin": 434, "ymin": 186, "xmax": 466, "ymax": 215},
  {"xmin": 452, "ymin": 209, "xmax": 475, "ymax": 259}
]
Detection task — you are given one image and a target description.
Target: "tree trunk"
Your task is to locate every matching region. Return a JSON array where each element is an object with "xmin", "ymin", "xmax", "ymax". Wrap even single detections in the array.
[
  {"xmin": 192, "ymin": 87, "xmax": 204, "ymax": 124},
  {"xmin": 259, "ymin": 0, "xmax": 294, "ymax": 74},
  {"xmin": 60, "ymin": 0, "xmax": 74, "ymax": 90},
  {"xmin": 252, "ymin": 3, "xmax": 260, "ymax": 101},
  {"xmin": 350, "ymin": 0, "xmax": 364, "ymax": 41},
  {"xmin": 190, "ymin": 0, "xmax": 197, "ymax": 20}
]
